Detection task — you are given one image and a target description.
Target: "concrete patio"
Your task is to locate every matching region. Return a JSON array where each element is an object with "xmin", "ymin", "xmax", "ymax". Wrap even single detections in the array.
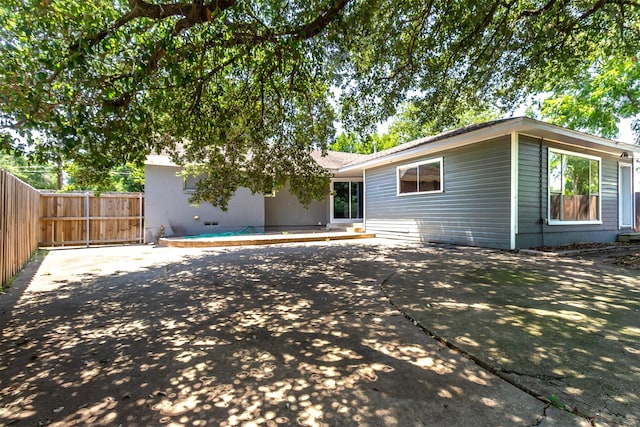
[{"xmin": 1, "ymin": 239, "xmax": 637, "ymax": 426}]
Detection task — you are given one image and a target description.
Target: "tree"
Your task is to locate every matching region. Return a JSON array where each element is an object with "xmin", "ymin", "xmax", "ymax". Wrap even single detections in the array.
[
  {"xmin": 0, "ymin": 151, "xmax": 57, "ymax": 189},
  {"xmin": 1, "ymin": 1, "xmax": 638, "ymax": 208},
  {"xmin": 528, "ymin": 54, "xmax": 640, "ymax": 143},
  {"xmin": 64, "ymin": 162, "xmax": 145, "ymax": 192},
  {"xmin": 331, "ymin": 102, "xmax": 502, "ymax": 154}
]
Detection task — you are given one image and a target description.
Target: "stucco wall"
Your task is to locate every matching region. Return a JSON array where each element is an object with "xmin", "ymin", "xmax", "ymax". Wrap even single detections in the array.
[
  {"xmin": 264, "ymin": 184, "xmax": 328, "ymax": 231},
  {"xmin": 144, "ymin": 164, "xmax": 265, "ymax": 242}
]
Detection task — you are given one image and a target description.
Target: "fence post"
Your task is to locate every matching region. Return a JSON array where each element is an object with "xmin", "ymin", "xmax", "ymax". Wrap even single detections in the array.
[
  {"xmin": 139, "ymin": 192, "xmax": 143, "ymax": 244},
  {"xmin": 85, "ymin": 192, "xmax": 90, "ymax": 247}
]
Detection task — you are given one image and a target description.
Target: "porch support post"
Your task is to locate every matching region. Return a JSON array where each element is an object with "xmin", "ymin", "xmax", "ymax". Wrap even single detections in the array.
[
  {"xmin": 362, "ymin": 170, "xmax": 366, "ymax": 230},
  {"xmin": 510, "ymin": 132, "xmax": 519, "ymax": 250}
]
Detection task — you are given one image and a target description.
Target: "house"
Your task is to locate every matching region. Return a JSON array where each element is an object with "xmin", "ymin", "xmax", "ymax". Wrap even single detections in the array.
[
  {"xmin": 145, "ymin": 117, "xmax": 638, "ymax": 249},
  {"xmin": 144, "ymin": 149, "xmax": 365, "ymax": 242}
]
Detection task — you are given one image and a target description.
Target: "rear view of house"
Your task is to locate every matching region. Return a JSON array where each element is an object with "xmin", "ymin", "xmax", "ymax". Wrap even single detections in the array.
[
  {"xmin": 342, "ymin": 117, "xmax": 637, "ymax": 249},
  {"xmin": 143, "ymin": 150, "xmax": 364, "ymax": 242},
  {"xmin": 144, "ymin": 117, "xmax": 637, "ymax": 249}
]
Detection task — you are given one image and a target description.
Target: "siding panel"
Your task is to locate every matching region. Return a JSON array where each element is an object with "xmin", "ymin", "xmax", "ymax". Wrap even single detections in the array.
[
  {"xmin": 516, "ymin": 135, "xmax": 628, "ymax": 248},
  {"xmin": 365, "ymin": 137, "xmax": 512, "ymax": 249}
]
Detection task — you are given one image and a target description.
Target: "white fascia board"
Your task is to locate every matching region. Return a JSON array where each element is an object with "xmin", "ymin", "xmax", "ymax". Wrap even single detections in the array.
[
  {"xmin": 145, "ymin": 154, "xmax": 178, "ymax": 167},
  {"xmin": 339, "ymin": 117, "xmax": 640, "ymax": 173},
  {"xmin": 339, "ymin": 119, "xmax": 522, "ymax": 172},
  {"xmin": 516, "ymin": 120, "xmax": 640, "ymax": 155}
]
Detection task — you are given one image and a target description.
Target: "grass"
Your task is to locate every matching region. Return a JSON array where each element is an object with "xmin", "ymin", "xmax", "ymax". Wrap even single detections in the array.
[{"xmin": 1, "ymin": 249, "xmax": 48, "ymax": 292}]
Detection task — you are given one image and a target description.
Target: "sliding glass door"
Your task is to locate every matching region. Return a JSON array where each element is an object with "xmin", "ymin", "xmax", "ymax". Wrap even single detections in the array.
[{"xmin": 332, "ymin": 180, "xmax": 363, "ymax": 222}]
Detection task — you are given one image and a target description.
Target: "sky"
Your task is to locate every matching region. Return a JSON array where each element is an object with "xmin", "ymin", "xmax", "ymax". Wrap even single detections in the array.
[{"xmin": 618, "ymin": 118, "xmax": 636, "ymax": 144}]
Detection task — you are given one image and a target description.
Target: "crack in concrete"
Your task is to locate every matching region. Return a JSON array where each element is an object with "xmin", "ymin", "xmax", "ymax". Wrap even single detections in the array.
[
  {"xmin": 527, "ymin": 403, "xmax": 550, "ymax": 427},
  {"xmin": 497, "ymin": 368, "xmax": 570, "ymax": 382},
  {"xmin": 379, "ymin": 272, "xmax": 598, "ymax": 426}
]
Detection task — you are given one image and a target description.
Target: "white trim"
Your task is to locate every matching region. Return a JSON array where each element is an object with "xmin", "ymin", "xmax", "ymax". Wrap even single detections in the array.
[
  {"xmin": 547, "ymin": 220, "xmax": 603, "ymax": 226},
  {"xmin": 547, "ymin": 148, "xmax": 602, "ymax": 225},
  {"xmin": 330, "ymin": 179, "xmax": 364, "ymax": 223},
  {"xmin": 510, "ymin": 132, "xmax": 518, "ymax": 250},
  {"xmin": 618, "ymin": 162, "xmax": 634, "ymax": 229},
  {"xmin": 517, "ymin": 132, "xmax": 636, "ymax": 158},
  {"xmin": 547, "ymin": 147, "xmax": 601, "ymax": 161},
  {"xmin": 362, "ymin": 169, "xmax": 367, "ymax": 229},
  {"xmin": 339, "ymin": 117, "xmax": 640, "ymax": 173},
  {"xmin": 634, "ymin": 157, "xmax": 638, "ymax": 230},
  {"xmin": 396, "ymin": 157, "xmax": 444, "ymax": 196}
]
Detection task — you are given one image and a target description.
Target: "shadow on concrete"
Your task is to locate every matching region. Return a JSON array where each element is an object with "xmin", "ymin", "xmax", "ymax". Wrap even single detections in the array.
[
  {"xmin": 384, "ymin": 246, "xmax": 639, "ymax": 427},
  {"xmin": 0, "ymin": 242, "xmax": 569, "ymax": 426}
]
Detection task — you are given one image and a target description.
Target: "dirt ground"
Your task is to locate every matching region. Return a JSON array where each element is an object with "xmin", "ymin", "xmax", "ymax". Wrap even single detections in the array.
[{"xmin": 1, "ymin": 240, "xmax": 637, "ymax": 426}]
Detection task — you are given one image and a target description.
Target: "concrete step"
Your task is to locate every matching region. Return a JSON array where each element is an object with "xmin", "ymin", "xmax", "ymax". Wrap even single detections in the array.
[
  {"xmin": 159, "ymin": 231, "xmax": 376, "ymax": 247},
  {"xmin": 618, "ymin": 233, "xmax": 640, "ymax": 242},
  {"xmin": 326, "ymin": 223, "xmax": 365, "ymax": 233}
]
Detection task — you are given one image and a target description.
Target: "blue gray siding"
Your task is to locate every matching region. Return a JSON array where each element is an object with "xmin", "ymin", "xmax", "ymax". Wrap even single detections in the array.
[
  {"xmin": 516, "ymin": 135, "xmax": 629, "ymax": 248},
  {"xmin": 365, "ymin": 136, "xmax": 513, "ymax": 249}
]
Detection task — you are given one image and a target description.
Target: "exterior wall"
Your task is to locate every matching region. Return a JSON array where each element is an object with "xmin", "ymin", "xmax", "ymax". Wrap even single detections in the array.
[
  {"xmin": 264, "ymin": 184, "xmax": 328, "ymax": 231},
  {"xmin": 516, "ymin": 135, "xmax": 632, "ymax": 248},
  {"xmin": 364, "ymin": 136, "xmax": 513, "ymax": 249},
  {"xmin": 144, "ymin": 164, "xmax": 264, "ymax": 242}
]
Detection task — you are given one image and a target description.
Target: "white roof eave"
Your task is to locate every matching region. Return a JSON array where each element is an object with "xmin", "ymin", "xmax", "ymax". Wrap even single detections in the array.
[
  {"xmin": 338, "ymin": 117, "xmax": 639, "ymax": 173},
  {"xmin": 144, "ymin": 154, "xmax": 178, "ymax": 167}
]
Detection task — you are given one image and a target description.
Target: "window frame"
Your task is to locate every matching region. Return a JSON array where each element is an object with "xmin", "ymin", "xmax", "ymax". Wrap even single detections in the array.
[
  {"xmin": 547, "ymin": 148, "xmax": 602, "ymax": 225},
  {"xmin": 183, "ymin": 172, "xmax": 206, "ymax": 192},
  {"xmin": 396, "ymin": 157, "xmax": 444, "ymax": 196}
]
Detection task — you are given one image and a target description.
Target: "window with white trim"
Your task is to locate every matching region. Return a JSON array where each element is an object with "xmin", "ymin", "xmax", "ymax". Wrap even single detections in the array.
[
  {"xmin": 183, "ymin": 173, "xmax": 206, "ymax": 191},
  {"xmin": 397, "ymin": 158, "xmax": 443, "ymax": 195},
  {"xmin": 548, "ymin": 149, "xmax": 600, "ymax": 223}
]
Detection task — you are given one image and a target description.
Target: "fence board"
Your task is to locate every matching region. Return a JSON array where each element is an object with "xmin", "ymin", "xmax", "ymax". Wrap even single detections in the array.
[
  {"xmin": 39, "ymin": 192, "xmax": 144, "ymax": 247},
  {"xmin": 1, "ymin": 169, "xmax": 40, "ymax": 290}
]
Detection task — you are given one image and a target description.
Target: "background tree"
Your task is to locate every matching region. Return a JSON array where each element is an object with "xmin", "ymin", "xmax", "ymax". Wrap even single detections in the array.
[
  {"xmin": 1, "ymin": 1, "xmax": 638, "ymax": 207},
  {"xmin": 528, "ymin": 54, "xmax": 640, "ymax": 142},
  {"xmin": 0, "ymin": 151, "xmax": 57, "ymax": 189},
  {"xmin": 64, "ymin": 162, "xmax": 145, "ymax": 192},
  {"xmin": 331, "ymin": 102, "xmax": 501, "ymax": 154}
]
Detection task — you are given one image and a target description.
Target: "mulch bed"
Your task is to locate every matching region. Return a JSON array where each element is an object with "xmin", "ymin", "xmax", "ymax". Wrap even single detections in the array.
[
  {"xmin": 529, "ymin": 242, "xmax": 634, "ymax": 252},
  {"xmin": 529, "ymin": 241, "xmax": 640, "ymax": 268}
]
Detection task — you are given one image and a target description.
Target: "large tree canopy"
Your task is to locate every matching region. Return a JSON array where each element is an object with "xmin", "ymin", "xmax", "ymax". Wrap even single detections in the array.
[
  {"xmin": 530, "ymin": 54, "xmax": 640, "ymax": 142},
  {"xmin": 1, "ymin": 1, "xmax": 638, "ymax": 207}
]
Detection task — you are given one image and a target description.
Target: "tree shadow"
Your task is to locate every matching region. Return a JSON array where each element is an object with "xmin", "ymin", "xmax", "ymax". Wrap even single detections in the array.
[
  {"xmin": 386, "ymin": 246, "xmax": 640, "ymax": 426},
  {"xmin": 0, "ymin": 242, "xmax": 552, "ymax": 426}
]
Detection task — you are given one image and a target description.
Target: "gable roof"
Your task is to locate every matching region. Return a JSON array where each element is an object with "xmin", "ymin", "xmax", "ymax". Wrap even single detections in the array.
[
  {"xmin": 339, "ymin": 116, "xmax": 638, "ymax": 172},
  {"xmin": 145, "ymin": 148, "xmax": 366, "ymax": 170},
  {"xmin": 311, "ymin": 150, "xmax": 366, "ymax": 171}
]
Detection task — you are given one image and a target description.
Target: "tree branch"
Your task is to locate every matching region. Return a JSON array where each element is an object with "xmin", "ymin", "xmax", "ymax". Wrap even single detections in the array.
[{"xmin": 287, "ymin": 0, "xmax": 351, "ymax": 40}]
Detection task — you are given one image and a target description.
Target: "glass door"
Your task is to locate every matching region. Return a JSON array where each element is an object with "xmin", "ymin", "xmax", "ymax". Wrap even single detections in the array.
[
  {"xmin": 332, "ymin": 181, "xmax": 363, "ymax": 222},
  {"xmin": 619, "ymin": 163, "xmax": 633, "ymax": 228}
]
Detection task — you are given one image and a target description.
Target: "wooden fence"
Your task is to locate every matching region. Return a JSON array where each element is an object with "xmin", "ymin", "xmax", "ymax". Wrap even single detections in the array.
[
  {"xmin": 39, "ymin": 192, "xmax": 144, "ymax": 247},
  {"xmin": 1, "ymin": 169, "xmax": 40, "ymax": 289}
]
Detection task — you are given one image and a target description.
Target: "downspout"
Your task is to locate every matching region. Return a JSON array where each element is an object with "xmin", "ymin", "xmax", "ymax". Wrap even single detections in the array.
[
  {"xmin": 539, "ymin": 138, "xmax": 545, "ymax": 247},
  {"xmin": 139, "ymin": 192, "xmax": 144, "ymax": 244},
  {"xmin": 510, "ymin": 132, "xmax": 519, "ymax": 250},
  {"xmin": 362, "ymin": 169, "xmax": 366, "ymax": 230},
  {"xmin": 634, "ymin": 155, "xmax": 637, "ymax": 232}
]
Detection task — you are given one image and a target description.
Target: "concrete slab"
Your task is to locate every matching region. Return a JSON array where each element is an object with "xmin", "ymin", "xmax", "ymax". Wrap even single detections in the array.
[
  {"xmin": 159, "ymin": 231, "xmax": 376, "ymax": 247},
  {"xmin": 0, "ymin": 241, "xmax": 585, "ymax": 426},
  {"xmin": 383, "ymin": 245, "xmax": 639, "ymax": 427}
]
